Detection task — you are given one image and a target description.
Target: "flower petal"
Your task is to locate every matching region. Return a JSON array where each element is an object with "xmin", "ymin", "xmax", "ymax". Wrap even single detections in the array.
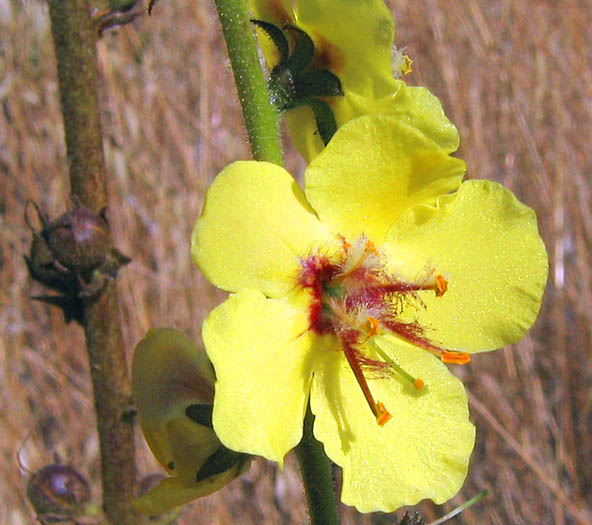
[
  {"xmin": 134, "ymin": 476, "xmax": 229, "ymax": 516},
  {"xmin": 293, "ymin": 0, "xmax": 396, "ymax": 99},
  {"xmin": 305, "ymin": 114, "xmax": 466, "ymax": 244},
  {"xmin": 373, "ymin": 83, "xmax": 460, "ymax": 154},
  {"xmin": 310, "ymin": 335, "xmax": 475, "ymax": 512},
  {"xmin": 166, "ymin": 418, "xmax": 224, "ymax": 485},
  {"xmin": 203, "ymin": 288, "xmax": 315, "ymax": 465},
  {"xmin": 248, "ymin": 0, "xmax": 294, "ymax": 26},
  {"xmin": 132, "ymin": 329, "xmax": 215, "ymax": 470},
  {"xmin": 286, "ymin": 81, "xmax": 460, "ymax": 162},
  {"xmin": 133, "ymin": 419, "xmax": 248, "ymax": 515},
  {"xmin": 192, "ymin": 161, "xmax": 335, "ymax": 298},
  {"xmin": 385, "ymin": 179, "xmax": 548, "ymax": 351}
]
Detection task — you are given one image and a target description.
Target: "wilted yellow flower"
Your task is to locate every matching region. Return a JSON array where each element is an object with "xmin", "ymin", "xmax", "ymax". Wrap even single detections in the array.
[
  {"xmin": 131, "ymin": 329, "xmax": 250, "ymax": 515},
  {"xmin": 191, "ymin": 114, "xmax": 548, "ymax": 511},
  {"xmin": 249, "ymin": 0, "xmax": 459, "ymax": 161}
]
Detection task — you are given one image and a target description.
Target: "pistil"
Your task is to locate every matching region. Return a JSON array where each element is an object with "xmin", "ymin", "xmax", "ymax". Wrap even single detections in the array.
[{"xmin": 372, "ymin": 341, "xmax": 425, "ymax": 391}]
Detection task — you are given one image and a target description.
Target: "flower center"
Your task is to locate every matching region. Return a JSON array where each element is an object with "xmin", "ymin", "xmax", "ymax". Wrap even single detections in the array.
[{"xmin": 299, "ymin": 236, "xmax": 469, "ymax": 425}]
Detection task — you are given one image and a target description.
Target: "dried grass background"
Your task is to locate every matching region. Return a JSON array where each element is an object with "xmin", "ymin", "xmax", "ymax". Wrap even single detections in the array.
[{"xmin": 1, "ymin": 0, "xmax": 591, "ymax": 523}]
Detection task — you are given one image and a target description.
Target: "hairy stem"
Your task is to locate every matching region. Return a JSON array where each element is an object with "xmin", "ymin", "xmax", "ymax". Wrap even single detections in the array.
[
  {"xmin": 213, "ymin": 2, "xmax": 338, "ymax": 522},
  {"xmin": 295, "ymin": 404, "xmax": 339, "ymax": 525},
  {"xmin": 214, "ymin": 0, "xmax": 283, "ymax": 164},
  {"xmin": 47, "ymin": 0, "xmax": 137, "ymax": 523}
]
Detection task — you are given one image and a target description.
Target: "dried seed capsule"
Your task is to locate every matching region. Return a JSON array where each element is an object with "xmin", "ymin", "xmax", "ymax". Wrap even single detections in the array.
[
  {"xmin": 25, "ymin": 232, "xmax": 76, "ymax": 294},
  {"xmin": 27, "ymin": 464, "xmax": 90, "ymax": 519},
  {"xmin": 46, "ymin": 200, "xmax": 111, "ymax": 271}
]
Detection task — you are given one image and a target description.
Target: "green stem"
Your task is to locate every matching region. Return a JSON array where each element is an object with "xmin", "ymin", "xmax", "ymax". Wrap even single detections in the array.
[
  {"xmin": 295, "ymin": 404, "xmax": 339, "ymax": 525},
  {"xmin": 213, "ymin": 0, "xmax": 283, "ymax": 164},
  {"xmin": 213, "ymin": 3, "xmax": 337, "ymax": 522},
  {"xmin": 47, "ymin": 0, "xmax": 137, "ymax": 523}
]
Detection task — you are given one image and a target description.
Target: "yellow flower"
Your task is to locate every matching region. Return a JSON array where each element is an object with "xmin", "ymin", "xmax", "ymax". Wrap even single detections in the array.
[
  {"xmin": 249, "ymin": 0, "xmax": 459, "ymax": 161},
  {"xmin": 131, "ymin": 329, "xmax": 250, "ymax": 515},
  {"xmin": 191, "ymin": 115, "xmax": 548, "ymax": 512}
]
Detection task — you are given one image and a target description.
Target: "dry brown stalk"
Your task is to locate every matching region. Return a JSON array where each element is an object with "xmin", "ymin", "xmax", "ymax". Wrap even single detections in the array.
[{"xmin": 46, "ymin": 0, "xmax": 137, "ymax": 522}]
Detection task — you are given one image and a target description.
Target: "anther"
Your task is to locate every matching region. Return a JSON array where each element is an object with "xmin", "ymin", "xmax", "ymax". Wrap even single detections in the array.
[
  {"xmin": 375, "ymin": 402, "xmax": 392, "ymax": 426},
  {"xmin": 367, "ymin": 316, "xmax": 380, "ymax": 337},
  {"xmin": 413, "ymin": 378, "xmax": 425, "ymax": 390},
  {"xmin": 365, "ymin": 240, "xmax": 378, "ymax": 254},
  {"xmin": 434, "ymin": 274, "xmax": 448, "ymax": 297},
  {"xmin": 339, "ymin": 235, "xmax": 351, "ymax": 251},
  {"xmin": 402, "ymin": 55, "xmax": 413, "ymax": 75},
  {"xmin": 442, "ymin": 351, "xmax": 471, "ymax": 365}
]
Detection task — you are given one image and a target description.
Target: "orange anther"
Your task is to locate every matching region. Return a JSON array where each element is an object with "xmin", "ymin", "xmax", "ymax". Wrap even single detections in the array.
[
  {"xmin": 413, "ymin": 378, "xmax": 425, "ymax": 390},
  {"xmin": 442, "ymin": 351, "xmax": 471, "ymax": 365},
  {"xmin": 375, "ymin": 402, "xmax": 392, "ymax": 426},
  {"xmin": 367, "ymin": 316, "xmax": 380, "ymax": 337},
  {"xmin": 365, "ymin": 240, "xmax": 378, "ymax": 254},
  {"xmin": 435, "ymin": 274, "xmax": 448, "ymax": 297}
]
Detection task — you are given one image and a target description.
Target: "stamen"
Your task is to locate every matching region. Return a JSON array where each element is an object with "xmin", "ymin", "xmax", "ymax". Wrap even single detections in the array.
[
  {"xmin": 342, "ymin": 340, "xmax": 391, "ymax": 426},
  {"xmin": 442, "ymin": 351, "xmax": 471, "ymax": 365},
  {"xmin": 373, "ymin": 342, "xmax": 425, "ymax": 391},
  {"xmin": 434, "ymin": 274, "xmax": 448, "ymax": 297},
  {"xmin": 375, "ymin": 402, "xmax": 392, "ymax": 426},
  {"xmin": 367, "ymin": 316, "xmax": 380, "ymax": 337},
  {"xmin": 401, "ymin": 54, "xmax": 413, "ymax": 76},
  {"xmin": 365, "ymin": 240, "xmax": 378, "ymax": 254}
]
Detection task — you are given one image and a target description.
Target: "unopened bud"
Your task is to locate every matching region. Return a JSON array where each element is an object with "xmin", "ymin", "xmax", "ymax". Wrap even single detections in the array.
[{"xmin": 132, "ymin": 329, "xmax": 250, "ymax": 515}]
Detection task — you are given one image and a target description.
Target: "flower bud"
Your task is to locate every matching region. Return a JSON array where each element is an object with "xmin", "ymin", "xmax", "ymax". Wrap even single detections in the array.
[
  {"xmin": 132, "ymin": 329, "xmax": 250, "ymax": 515},
  {"xmin": 27, "ymin": 464, "xmax": 91, "ymax": 521}
]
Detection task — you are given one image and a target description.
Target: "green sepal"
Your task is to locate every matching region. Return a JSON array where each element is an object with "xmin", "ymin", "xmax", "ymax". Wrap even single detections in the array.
[
  {"xmin": 294, "ymin": 69, "xmax": 343, "ymax": 100},
  {"xmin": 251, "ymin": 20, "xmax": 343, "ymax": 146},
  {"xmin": 309, "ymin": 99, "xmax": 338, "ymax": 145},
  {"xmin": 284, "ymin": 25, "xmax": 314, "ymax": 75},
  {"xmin": 251, "ymin": 19, "xmax": 289, "ymax": 63},
  {"xmin": 185, "ymin": 404, "xmax": 213, "ymax": 428},
  {"xmin": 195, "ymin": 446, "xmax": 246, "ymax": 482}
]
